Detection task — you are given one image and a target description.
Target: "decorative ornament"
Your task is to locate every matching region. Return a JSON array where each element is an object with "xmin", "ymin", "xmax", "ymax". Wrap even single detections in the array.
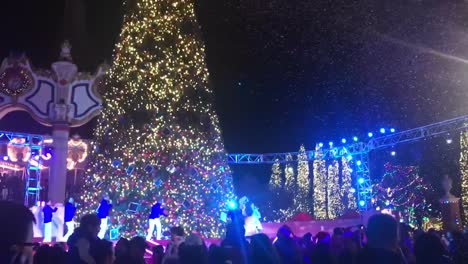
[
  {"xmin": 0, "ymin": 65, "xmax": 33, "ymax": 96},
  {"xmin": 67, "ymin": 135, "xmax": 88, "ymax": 170},
  {"xmin": 7, "ymin": 137, "xmax": 31, "ymax": 162},
  {"xmin": 166, "ymin": 164, "xmax": 176, "ymax": 174}
]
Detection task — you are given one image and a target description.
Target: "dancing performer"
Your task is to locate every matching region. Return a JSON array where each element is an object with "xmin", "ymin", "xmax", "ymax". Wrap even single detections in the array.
[
  {"xmin": 63, "ymin": 197, "xmax": 77, "ymax": 241},
  {"xmin": 238, "ymin": 196, "xmax": 249, "ymax": 216},
  {"xmin": 146, "ymin": 200, "xmax": 167, "ymax": 240},
  {"xmin": 97, "ymin": 195, "xmax": 112, "ymax": 239},
  {"xmin": 244, "ymin": 203, "xmax": 263, "ymax": 236},
  {"xmin": 43, "ymin": 200, "xmax": 58, "ymax": 242}
]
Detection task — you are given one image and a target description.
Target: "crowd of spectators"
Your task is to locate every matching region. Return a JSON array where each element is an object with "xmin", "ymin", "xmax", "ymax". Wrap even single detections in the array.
[{"xmin": 1, "ymin": 200, "xmax": 468, "ymax": 264}]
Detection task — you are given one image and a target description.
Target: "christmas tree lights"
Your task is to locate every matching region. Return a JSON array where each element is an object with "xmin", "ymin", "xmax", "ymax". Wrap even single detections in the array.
[
  {"xmin": 461, "ymin": 131, "xmax": 468, "ymax": 223},
  {"xmin": 284, "ymin": 153, "xmax": 295, "ymax": 193},
  {"xmin": 296, "ymin": 145, "xmax": 310, "ymax": 213},
  {"xmin": 341, "ymin": 156, "xmax": 356, "ymax": 210},
  {"xmin": 269, "ymin": 159, "xmax": 282, "ymax": 189},
  {"xmin": 313, "ymin": 144, "xmax": 327, "ymax": 219},
  {"xmin": 373, "ymin": 163, "xmax": 434, "ymax": 227},
  {"xmin": 77, "ymin": 0, "xmax": 235, "ymax": 238},
  {"xmin": 327, "ymin": 160, "xmax": 342, "ymax": 219}
]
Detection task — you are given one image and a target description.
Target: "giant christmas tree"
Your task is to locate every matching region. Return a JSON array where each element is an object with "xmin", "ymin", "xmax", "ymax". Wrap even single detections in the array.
[{"xmin": 78, "ymin": 0, "xmax": 235, "ymax": 238}]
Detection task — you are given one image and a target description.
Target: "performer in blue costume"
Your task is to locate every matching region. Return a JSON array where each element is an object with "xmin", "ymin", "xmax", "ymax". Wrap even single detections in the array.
[
  {"xmin": 43, "ymin": 200, "xmax": 58, "ymax": 242},
  {"xmin": 63, "ymin": 197, "xmax": 77, "ymax": 241},
  {"xmin": 146, "ymin": 200, "xmax": 167, "ymax": 240},
  {"xmin": 97, "ymin": 195, "xmax": 112, "ymax": 239}
]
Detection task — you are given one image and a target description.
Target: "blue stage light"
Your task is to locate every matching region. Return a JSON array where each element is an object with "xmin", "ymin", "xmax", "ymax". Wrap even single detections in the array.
[
  {"xmin": 358, "ymin": 178, "xmax": 365, "ymax": 184},
  {"xmin": 329, "ymin": 141, "xmax": 334, "ymax": 146},
  {"xmin": 390, "ymin": 128, "xmax": 395, "ymax": 133},
  {"xmin": 353, "ymin": 136, "xmax": 358, "ymax": 142},
  {"xmin": 446, "ymin": 138, "xmax": 453, "ymax": 144},
  {"xmin": 318, "ymin": 142, "xmax": 323, "ymax": 147},
  {"xmin": 391, "ymin": 151, "xmax": 396, "ymax": 156},
  {"xmin": 359, "ymin": 200, "xmax": 366, "ymax": 207},
  {"xmin": 368, "ymin": 132, "xmax": 373, "ymax": 138},
  {"xmin": 341, "ymin": 138, "xmax": 347, "ymax": 144},
  {"xmin": 356, "ymin": 160, "xmax": 362, "ymax": 166},
  {"xmin": 380, "ymin": 128, "xmax": 386, "ymax": 134},
  {"xmin": 3, "ymin": 156, "xmax": 8, "ymax": 161},
  {"xmin": 228, "ymin": 201, "xmax": 237, "ymax": 210},
  {"xmin": 346, "ymin": 155, "xmax": 352, "ymax": 161}
]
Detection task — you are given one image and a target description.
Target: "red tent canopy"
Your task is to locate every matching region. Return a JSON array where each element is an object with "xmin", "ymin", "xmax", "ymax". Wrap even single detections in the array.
[{"xmin": 290, "ymin": 212, "xmax": 315, "ymax": 222}]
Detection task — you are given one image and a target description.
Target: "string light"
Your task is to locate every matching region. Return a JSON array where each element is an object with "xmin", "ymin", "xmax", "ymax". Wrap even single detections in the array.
[
  {"xmin": 313, "ymin": 144, "xmax": 327, "ymax": 219},
  {"xmin": 327, "ymin": 160, "xmax": 342, "ymax": 219},
  {"xmin": 296, "ymin": 145, "xmax": 310, "ymax": 214},
  {"xmin": 284, "ymin": 153, "xmax": 295, "ymax": 193},
  {"xmin": 341, "ymin": 156, "xmax": 356, "ymax": 210},
  {"xmin": 269, "ymin": 159, "xmax": 282, "ymax": 189},
  {"xmin": 77, "ymin": 0, "xmax": 235, "ymax": 239},
  {"xmin": 460, "ymin": 130, "xmax": 468, "ymax": 223}
]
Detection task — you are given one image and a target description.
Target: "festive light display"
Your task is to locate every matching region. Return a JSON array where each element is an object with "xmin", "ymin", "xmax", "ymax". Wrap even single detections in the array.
[
  {"xmin": 327, "ymin": 160, "xmax": 342, "ymax": 219},
  {"xmin": 296, "ymin": 145, "xmax": 310, "ymax": 213},
  {"xmin": 267, "ymin": 159, "xmax": 283, "ymax": 222},
  {"xmin": 372, "ymin": 163, "xmax": 435, "ymax": 228},
  {"xmin": 461, "ymin": 130, "xmax": 468, "ymax": 223},
  {"xmin": 341, "ymin": 156, "xmax": 356, "ymax": 210},
  {"xmin": 7, "ymin": 138, "xmax": 31, "ymax": 162},
  {"xmin": 269, "ymin": 159, "xmax": 282, "ymax": 189},
  {"xmin": 284, "ymin": 153, "xmax": 295, "ymax": 193},
  {"xmin": 78, "ymin": 0, "xmax": 235, "ymax": 238},
  {"xmin": 313, "ymin": 144, "xmax": 327, "ymax": 219},
  {"xmin": 67, "ymin": 137, "xmax": 88, "ymax": 170}
]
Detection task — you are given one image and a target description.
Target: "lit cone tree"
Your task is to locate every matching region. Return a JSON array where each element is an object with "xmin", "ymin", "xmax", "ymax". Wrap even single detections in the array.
[
  {"xmin": 78, "ymin": 0, "xmax": 235, "ymax": 238},
  {"xmin": 341, "ymin": 156, "xmax": 356, "ymax": 210},
  {"xmin": 313, "ymin": 144, "xmax": 327, "ymax": 219},
  {"xmin": 461, "ymin": 130, "xmax": 468, "ymax": 223},
  {"xmin": 284, "ymin": 153, "xmax": 296, "ymax": 193},
  {"xmin": 327, "ymin": 160, "xmax": 342, "ymax": 219},
  {"xmin": 280, "ymin": 153, "xmax": 296, "ymax": 220},
  {"xmin": 267, "ymin": 159, "xmax": 283, "ymax": 221},
  {"xmin": 296, "ymin": 145, "xmax": 310, "ymax": 213},
  {"xmin": 269, "ymin": 159, "xmax": 282, "ymax": 189}
]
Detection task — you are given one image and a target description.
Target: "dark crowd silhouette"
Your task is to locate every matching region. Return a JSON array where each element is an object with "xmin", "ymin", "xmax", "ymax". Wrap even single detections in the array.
[{"xmin": 1, "ymin": 201, "xmax": 468, "ymax": 264}]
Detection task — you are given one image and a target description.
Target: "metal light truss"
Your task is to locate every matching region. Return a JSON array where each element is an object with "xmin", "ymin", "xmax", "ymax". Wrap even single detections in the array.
[
  {"xmin": 0, "ymin": 131, "xmax": 44, "ymax": 206},
  {"xmin": 227, "ymin": 142, "xmax": 368, "ymax": 164},
  {"xmin": 367, "ymin": 115, "xmax": 468, "ymax": 151}
]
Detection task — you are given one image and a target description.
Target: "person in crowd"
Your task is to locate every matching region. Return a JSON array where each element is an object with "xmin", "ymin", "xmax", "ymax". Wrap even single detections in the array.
[
  {"xmin": 91, "ymin": 239, "xmax": 114, "ymax": 264},
  {"xmin": 178, "ymin": 233, "xmax": 209, "ymax": 264},
  {"xmin": 448, "ymin": 231, "xmax": 468, "ymax": 264},
  {"xmin": 249, "ymin": 233, "xmax": 280, "ymax": 264},
  {"xmin": 163, "ymin": 226, "xmax": 186, "ymax": 264},
  {"xmin": 357, "ymin": 213, "xmax": 406, "ymax": 264},
  {"xmin": 311, "ymin": 231, "xmax": 332, "ymax": 264},
  {"xmin": 114, "ymin": 237, "xmax": 130, "ymax": 262},
  {"xmin": 399, "ymin": 223, "xmax": 415, "ymax": 264},
  {"xmin": 67, "ymin": 213, "xmax": 101, "ymax": 264},
  {"xmin": 146, "ymin": 200, "xmax": 167, "ymax": 241},
  {"xmin": 128, "ymin": 236, "xmax": 147, "ymax": 264},
  {"xmin": 222, "ymin": 222, "xmax": 250, "ymax": 264},
  {"xmin": 274, "ymin": 225, "xmax": 303, "ymax": 264},
  {"xmin": 33, "ymin": 244, "xmax": 68, "ymax": 264},
  {"xmin": 414, "ymin": 232, "xmax": 450, "ymax": 264},
  {"xmin": 152, "ymin": 245, "xmax": 164, "ymax": 264},
  {"xmin": 0, "ymin": 201, "xmax": 36, "ymax": 264},
  {"xmin": 64, "ymin": 197, "xmax": 77, "ymax": 241},
  {"xmin": 97, "ymin": 195, "xmax": 112, "ymax": 239},
  {"xmin": 42, "ymin": 200, "xmax": 58, "ymax": 243},
  {"xmin": 0, "ymin": 173, "xmax": 8, "ymax": 200}
]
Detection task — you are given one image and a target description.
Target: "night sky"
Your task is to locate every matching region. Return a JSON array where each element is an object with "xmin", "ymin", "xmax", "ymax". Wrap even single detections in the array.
[{"xmin": 1, "ymin": 0, "xmax": 467, "ymax": 156}]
